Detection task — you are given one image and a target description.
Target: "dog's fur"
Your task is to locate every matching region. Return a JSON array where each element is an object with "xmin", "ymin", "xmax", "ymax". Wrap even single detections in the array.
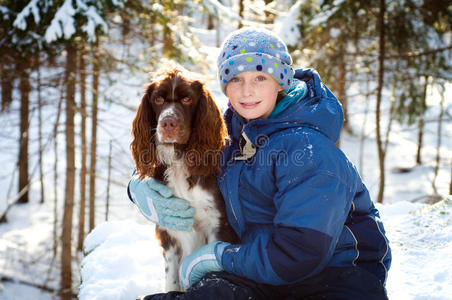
[{"xmin": 131, "ymin": 68, "xmax": 238, "ymax": 291}]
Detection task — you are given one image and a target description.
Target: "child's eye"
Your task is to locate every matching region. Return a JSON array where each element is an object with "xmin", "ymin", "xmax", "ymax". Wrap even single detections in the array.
[
  {"xmin": 256, "ymin": 75, "xmax": 266, "ymax": 81},
  {"xmin": 230, "ymin": 77, "xmax": 240, "ymax": 83}
]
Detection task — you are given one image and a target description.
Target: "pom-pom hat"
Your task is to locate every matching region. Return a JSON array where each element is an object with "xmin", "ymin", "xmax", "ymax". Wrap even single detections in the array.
[{"xmin": 217, "ymin": 27, "xmax": 295, "ymax": 94}]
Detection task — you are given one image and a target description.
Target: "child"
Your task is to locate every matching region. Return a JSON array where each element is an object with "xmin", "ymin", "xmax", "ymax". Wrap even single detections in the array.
[{"xmin": 130, "ymin": 27, "xmax": 391, "ymax": 300}]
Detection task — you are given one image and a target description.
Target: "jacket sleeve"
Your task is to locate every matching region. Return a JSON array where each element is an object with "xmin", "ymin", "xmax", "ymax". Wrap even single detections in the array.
[
  {"xmin": 127, "ymin": 169, "xmax": 138, "ymax": 203},
  {"xmin": 220, "ymin": 136, "xmax": 357, "ymax": 285}
]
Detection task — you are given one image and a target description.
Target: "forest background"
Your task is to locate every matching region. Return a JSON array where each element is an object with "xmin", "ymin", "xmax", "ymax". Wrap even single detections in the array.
[{"xmin": 0, "ymin": 0, "xmax": 451, "ymax": 299}]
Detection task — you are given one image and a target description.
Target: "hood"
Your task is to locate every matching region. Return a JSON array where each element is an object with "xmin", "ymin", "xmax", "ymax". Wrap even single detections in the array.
[{"xmin": 226, "ymin": 68, "xmax": 344, "ymax": 146}]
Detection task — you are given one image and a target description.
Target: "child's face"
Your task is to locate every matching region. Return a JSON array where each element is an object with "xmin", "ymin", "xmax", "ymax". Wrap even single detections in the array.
[{"xmin": 225, "ymin": 71, "xmax": 283, "ymax": 120}]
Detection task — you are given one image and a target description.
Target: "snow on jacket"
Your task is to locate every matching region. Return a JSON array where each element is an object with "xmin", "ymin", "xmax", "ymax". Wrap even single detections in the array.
[{"xmin": 217, "ymin": 68, "xmax": 391, "ymax": 286}]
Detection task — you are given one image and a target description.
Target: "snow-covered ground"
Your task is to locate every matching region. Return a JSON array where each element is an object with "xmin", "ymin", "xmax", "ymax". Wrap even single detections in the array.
[
  {"xmin": 78, "ymin": 197, "xmax": 452, "ymax": 300},
  {"xmin": 381, "ymin": 200, "xmax": 452, "ymax": 300}
]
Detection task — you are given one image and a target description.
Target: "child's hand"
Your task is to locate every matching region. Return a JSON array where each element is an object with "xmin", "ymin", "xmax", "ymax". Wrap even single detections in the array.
[
  {"xmin": 179, "ymin": 241, "xmax": 230, "ymax": 290},
  {"xmin": 128, "ymin": 175, "xmax": 195, "ymax": 231}
]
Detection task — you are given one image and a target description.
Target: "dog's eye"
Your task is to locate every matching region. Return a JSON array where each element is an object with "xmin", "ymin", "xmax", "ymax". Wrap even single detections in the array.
[
  {"xmin": 181, "ymin": 97, "xmax": 192, "ymax": 105},
  {"xmin": 155, "ymin": 96, "xmax": 164, "ymax": 105}
]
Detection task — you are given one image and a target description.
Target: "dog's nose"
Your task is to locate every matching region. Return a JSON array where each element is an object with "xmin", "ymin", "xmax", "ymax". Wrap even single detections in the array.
[{"xmin": 160, "ymin": 116, "xmax": 177, "ymax": 132}]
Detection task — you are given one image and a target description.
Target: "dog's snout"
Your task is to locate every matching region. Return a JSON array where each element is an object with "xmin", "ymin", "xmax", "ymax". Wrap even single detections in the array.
[
  {"xmin": 156, "ymin": 102, "xmax": 191, "ymax": 144},
  {"xmin": 161, "ymin": 116, "xmax": 178, "ymax": 132}
]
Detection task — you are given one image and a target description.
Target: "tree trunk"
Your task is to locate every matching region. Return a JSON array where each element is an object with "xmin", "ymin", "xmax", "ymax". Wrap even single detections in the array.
[
  {"xmin": 359, "ymin": 77, "xmax": 371, "ymax": 177},
  {"xmin": 416, "ymin": 119, "xmax": 425, "ymax": 165},
  {"xmin": 338, "ymin": 57, "xmax": 351, "ymax": 135},
  {"xmin": 263, "ymin": 0, "xmax": 274, "ymax": 23},
  {"xmin": 383, "ymin": 84, "xmax": 395, "ymax": 155},
  {"xmin": 207, "ymin": 14, "xmax": 214, "ymax": 30},
  {"xmin": 1, "ymin": 48, "xmax": 14, "ymax": 112},
  {"xmin": 149, "ymin": 13, "xmax": 156, "ymax": 48},
  {"xmin": 89, "ymin": 39, "xmax": 99, "ymax": 232},
  {"xmin": 238, "ymin": 0, "xmax": 244, "ymax": 28},
  {"xmin": 432, "ymin": 87, "xmax": 445, "ymax": 195},
  {"xmin": 18, "ymin": 57, "xmax": 31, "ymax": 204},
  {"xmin": 105, "ymin": 140, "xmax": 112, "ymax": 221},
  {"xmin": 78, "ymin": 47, "xmax": 87, "ymax": 252},
  {"xmin": 121, "ymin": 9, "xmax": 130, "ymax": 44},
  {"xmin": 216, "ymin": 16, "xmax": 221, "ymax": 47},
  {"xmin": 53, "ymin": 88, "xmax": 64, "ymax": 257},
  {"xmin": 61, "ymin": 43, "xmax": 77, "ymax": 300},
  {"xmin": 334, "ymin": 54, "xmax": 347, "ymax": 148},
  {"xmin": 36, "ymin": 52, "xmax": 45, "ymax": 204},
  {"xmin": 449, "ymin": 158, "xmax": 452, "ymax": 196},
  {"xmin": 163, "ymin": 24, "xmax": 174, "ymax": 58},
  {"xmin": 375, "ymin": 0, "xmax": 386, "ymax": 203},
  {"xmin": 416, "ymin": 78, "xmax": 428, "ymax": 165}
]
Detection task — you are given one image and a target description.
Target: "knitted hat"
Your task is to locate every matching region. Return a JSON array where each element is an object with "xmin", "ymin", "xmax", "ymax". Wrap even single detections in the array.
[{"xmin": 217, "ymin": 27, "xmax": 295, "ymax": 94}]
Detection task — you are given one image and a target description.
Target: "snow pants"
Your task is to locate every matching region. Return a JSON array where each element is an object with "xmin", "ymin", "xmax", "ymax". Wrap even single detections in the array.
[{"xmin": 142, "ymin": 266, "xmax": 388, "ymax": 300}]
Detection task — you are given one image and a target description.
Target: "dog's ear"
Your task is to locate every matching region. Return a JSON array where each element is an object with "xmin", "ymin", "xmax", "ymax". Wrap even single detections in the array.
[
  {"xmin": 186, "ymin": 80, "xmax": 228, "ymax": 176},
  {"xmin": 131, "ymin": 83, "xmax": 158, "ymax": 178}
]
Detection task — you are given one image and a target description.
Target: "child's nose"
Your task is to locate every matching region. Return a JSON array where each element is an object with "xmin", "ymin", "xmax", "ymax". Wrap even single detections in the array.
[{"xmin": 241, "ymin": 82, "xmax": 254, "ymax": 97}]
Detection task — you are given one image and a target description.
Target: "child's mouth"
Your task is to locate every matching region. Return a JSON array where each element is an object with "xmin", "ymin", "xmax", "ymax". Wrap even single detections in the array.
[{"xmin": 240, "ymin": 101, "xmax": 261, "ymax": 109}]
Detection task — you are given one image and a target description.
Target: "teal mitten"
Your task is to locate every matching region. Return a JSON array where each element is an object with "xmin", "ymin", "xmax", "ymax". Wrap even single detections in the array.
[
  {"xmin": 179, "ymin": 241, "xmax": 230, "ymax": 290},
  {"xmin": 128, "ymin": 175, "xmax": 195, "ymax": 231}
]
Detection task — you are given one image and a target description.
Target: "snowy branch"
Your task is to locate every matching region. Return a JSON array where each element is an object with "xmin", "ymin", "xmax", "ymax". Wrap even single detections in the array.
[
  {"xmin": 44, "ymin": 0, "xmax": 110, "ymax": 43},
  {"xmin": 44, "ymin": 0, "xmax": 76, "ymax": 42},
  {"xmin": 12, "ymin": 0, "xmax": 46, "ymax": 30}
]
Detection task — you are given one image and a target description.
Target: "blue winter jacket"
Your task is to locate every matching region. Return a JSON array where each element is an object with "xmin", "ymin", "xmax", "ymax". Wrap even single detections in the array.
[{"xmin": 217, "ymin": 68, "xmax": 391, "ymax": 286}]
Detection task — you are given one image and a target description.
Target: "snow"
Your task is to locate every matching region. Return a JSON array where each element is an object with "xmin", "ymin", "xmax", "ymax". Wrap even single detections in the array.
[
  {"xmin": 0, "ymin": 6, "xmax": 10, "ymax": 15},
  {"xmin": 309, "ymin": 3, "xmax": 338, "ymax": 27},
  {"xmin": 44, "ymin": 0, "xmax": 110, "ymax": 43},
  {"xmin": 1, "ymin": 5, "xmax": 452, "ymax": 300},
  {"xmin": 274, "ymin": 0, "xmax": 302, "ymax": 47},
  {"xmin": 377, "ymin": 199, "xmax": 452, "ymax": 300},
  {"xmin": 203, "ymin": 0, "xmax": 241, "ymax": 21},
  {"xmin": 1, "ymin": 282, "xmax": 52, "ymax": 300},
  {"xmin": 12, "ymin": 0, "xmax": 119, "ymax": 42},
  {"xmin": 79, "ymin": 221, "xmax": 165, "ymax": 300},
  {"xmin": 76, "ymin": 198, "xmax": 452, "ymax": 299},
  {"xmin": 44, "ymin": 0, "xmax": 77, "ymax": 43},
  {"xmin": 12, "ymin": 0, "xmax": 43, "ymax": 30},
  {"xmin": 330, "ymin": 27, "xmax": 341, "ymax": 38},
  {"xmin": 77, "ymin": 0, "xmax": 108, "ymax": 42}
]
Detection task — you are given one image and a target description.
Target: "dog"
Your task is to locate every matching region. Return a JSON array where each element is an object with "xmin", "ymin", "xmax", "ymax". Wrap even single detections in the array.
[{"xmin": 131, "ymin": 68, "xmax": 238, "ymax": 291}]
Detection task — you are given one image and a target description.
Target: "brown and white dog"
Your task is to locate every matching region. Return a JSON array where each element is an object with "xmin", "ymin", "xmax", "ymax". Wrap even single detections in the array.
[{"xmin": 130, "ymin": 68, "xmax": 238, "ymax": 291}]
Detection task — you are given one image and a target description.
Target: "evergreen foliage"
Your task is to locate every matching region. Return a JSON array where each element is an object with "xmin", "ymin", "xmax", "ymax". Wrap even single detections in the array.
[{"xmin": 296, "ymin": 0, "xmax": 451, "ymax": 125}]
